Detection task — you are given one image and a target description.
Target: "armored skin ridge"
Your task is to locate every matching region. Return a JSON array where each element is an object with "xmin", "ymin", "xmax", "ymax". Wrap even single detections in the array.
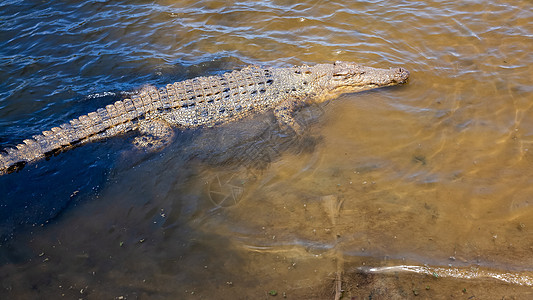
[{"xmin": 0, "ymin": 61, "xmax": 409, "ymax": 175}]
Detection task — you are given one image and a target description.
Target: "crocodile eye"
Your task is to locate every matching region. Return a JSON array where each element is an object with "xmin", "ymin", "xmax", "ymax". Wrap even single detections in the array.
[{"xmin": 333, "ymin": 71, "xmax": 349, "ymax": 76}]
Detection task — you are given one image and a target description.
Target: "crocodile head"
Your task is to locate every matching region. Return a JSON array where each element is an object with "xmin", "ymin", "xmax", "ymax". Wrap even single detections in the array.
[{"xmin": 313, "ymin": 61, "xmax": 409, "ymax": 101}]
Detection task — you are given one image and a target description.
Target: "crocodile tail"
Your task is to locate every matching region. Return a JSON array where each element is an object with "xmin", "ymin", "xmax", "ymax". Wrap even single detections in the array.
[
  {"xmin": 0, "ymin": 114, "xmax": 97, "ymax": 175},
  {"xmin": 1, "ymin": 130, "xmax": 66, "ymax": 175},
  {"xmin": 0, "ymin": 96, "xmax": 145, "ymax": 175}
]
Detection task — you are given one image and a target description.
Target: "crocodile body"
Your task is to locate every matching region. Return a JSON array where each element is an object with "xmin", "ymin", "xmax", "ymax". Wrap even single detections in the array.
[{"xmin": 0, "ymin": 61, "xmax": 409, "ymax": 175}]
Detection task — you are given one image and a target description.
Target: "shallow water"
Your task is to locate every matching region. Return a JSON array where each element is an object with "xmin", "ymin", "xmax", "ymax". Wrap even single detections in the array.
[{"xmin": 1, "ymin": 0, "xmax": 533, "ymax": 298}]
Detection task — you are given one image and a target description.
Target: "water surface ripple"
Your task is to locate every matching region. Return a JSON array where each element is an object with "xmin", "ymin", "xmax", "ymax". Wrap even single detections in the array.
[{"xmin": 1, "ymin": 0, "xmax": 533, "ymax": 298}]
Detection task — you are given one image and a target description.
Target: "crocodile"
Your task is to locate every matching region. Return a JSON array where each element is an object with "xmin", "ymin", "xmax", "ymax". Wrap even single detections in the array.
[{"xmin": 0, "ymin": 61, "xmax": 409, "ymax": 175}]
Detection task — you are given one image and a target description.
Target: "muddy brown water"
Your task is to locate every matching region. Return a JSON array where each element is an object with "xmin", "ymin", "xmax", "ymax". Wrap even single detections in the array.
[{"xmin": 1, "ymin": 0, "xmax": 533, "ymax": 299}]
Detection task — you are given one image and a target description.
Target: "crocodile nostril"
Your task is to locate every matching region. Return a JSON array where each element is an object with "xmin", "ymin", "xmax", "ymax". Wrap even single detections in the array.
[{"xmin": 396, "ymin": 67, "xmax": 410, "ymax": 82}]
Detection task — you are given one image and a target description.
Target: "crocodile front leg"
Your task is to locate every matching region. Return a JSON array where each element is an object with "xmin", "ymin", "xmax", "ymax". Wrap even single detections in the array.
[
  {"xmin": 273, "ymin": 99, "xmax": 304, "ymax": 135},
  {"xmin": 133, "ymin": 119, "xmax": 175, "ymax": 151}
]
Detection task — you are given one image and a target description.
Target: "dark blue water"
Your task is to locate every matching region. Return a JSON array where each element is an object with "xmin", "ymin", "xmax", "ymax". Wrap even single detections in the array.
[{"xmin": 0, "ymin": 1, "xmax": 245, "ymax": 237}]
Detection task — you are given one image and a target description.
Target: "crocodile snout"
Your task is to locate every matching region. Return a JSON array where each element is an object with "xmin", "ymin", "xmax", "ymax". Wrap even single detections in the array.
[{"xmin": 395, "ymin": 67, "xmax": 410, "ymax": 83}]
